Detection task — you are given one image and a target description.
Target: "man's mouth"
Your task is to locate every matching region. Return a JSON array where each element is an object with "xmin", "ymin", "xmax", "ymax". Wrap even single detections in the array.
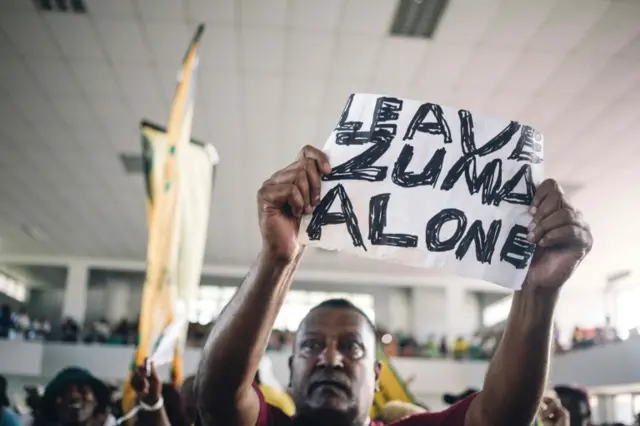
[{"xmin": 309, "ymin": 380, "xmax": 351, "ymax": 395}]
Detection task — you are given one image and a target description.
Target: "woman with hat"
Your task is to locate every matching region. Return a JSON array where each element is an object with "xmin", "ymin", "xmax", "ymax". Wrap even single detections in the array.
[
  {"xmin": 0, "ymin": 375, "xmax": 20, "ymax": 426},
  {"xmin": 32, "ymin": 367, "xmax": 111, "ymax": 426}
]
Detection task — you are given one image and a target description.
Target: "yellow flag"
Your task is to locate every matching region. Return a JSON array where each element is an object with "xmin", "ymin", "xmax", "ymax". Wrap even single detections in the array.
[
  {"xmin": 139, "ymin": 121, "xmax": 219, "ymax": 381},
  {"xmin": 370, "ymin": 347, "xmax": 416, "ymax": 418},
  {"xmin": 122, "ymin": 23, "xmax": 207, "ymax": 419}
]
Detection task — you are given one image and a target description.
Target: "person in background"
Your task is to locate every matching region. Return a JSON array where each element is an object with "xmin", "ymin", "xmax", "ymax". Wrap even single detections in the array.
[
  {"xmin": 92, "ymin": 318, "xmax": 111, "ymax": 343},
  {"xmin": 0, "ymin": 306, "xmax": 15, "ymax": 339},
  {"xmin": 554, "ymin": 386, "xmax": 593, "ymax": 426},
  {"xmin": 0, "ymin": 376, "xmax": 20, "ymax": 426},
  {"xmin": 32, "ymin": 317, "xmax": 51, "ymax": 341},
  {"xmin": 129, "ymin": 360, "xmax": 190, "ymax": 426},
  {"xmin": 195, "ymin": 145, "xmax": 593, "ymax": 426},
  {"xmin": 423, "ymin": 334, "xmax": 439, "ymax": 358},
  {"xmin": 452, "ymin": 336, "xmax": 469, "ymax": 360},
  {"xmin": 538, "ymin": 395, "xmax": 570, "ymax": 426},
  {"xmin": 32, "ymin": 367, "xmax": 110, "ymax": 426},
  {"xmin": 376, "ymin": 401, "xmax": 427, "ymax": 425},
  {"xmin": 254, "ymin": 371, "xmax": 295, "ymax": 417},
  {"xmin": 442, "ymin": 389, "xmax": 480, "ymax": 406},
  {"xmin": 13, "ymin": 308, "xmax": 30, "ymax": 339},
  {"xmin": 60, "ymin": 318, "xmax": 80, "ymax": 343},
  {"xmin": 438, "ymin": 336, "xmax": 448, "ymax": 358},
  {"xmin": 19, "ymin": 386, "xmax": 42, "ymax": 426}
]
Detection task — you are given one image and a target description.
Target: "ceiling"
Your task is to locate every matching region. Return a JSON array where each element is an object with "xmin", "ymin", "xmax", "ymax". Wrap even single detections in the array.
[{"xmin": 0, "ymin": 0, "xmax": 638, "ymax": 291}]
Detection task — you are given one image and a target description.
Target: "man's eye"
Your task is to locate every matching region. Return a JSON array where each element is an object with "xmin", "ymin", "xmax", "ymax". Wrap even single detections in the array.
[
  {"xmin": 344, "ymin": 341, "xmax": 364, "ymax": 357},
  {"xmin": 301, "ymin": 340, "xmax": 321, "ymax": 350}
]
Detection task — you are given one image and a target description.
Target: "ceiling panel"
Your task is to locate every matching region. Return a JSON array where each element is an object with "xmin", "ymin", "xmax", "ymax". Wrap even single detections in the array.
[
  {"xmin": 0, "ymin": 0, "xmax": 637, "ymax": 293},
  {"xmin": 479, "ymin": 0, "xmax": 557, "ymax": 48},
  {"xmin": 136, "ymin": 0, "xmax": 187, "ymax": 22},
  {"xmin": 286, "ymin": 32, "xmax": 335, "ymax": 77},
  {"xmin": 94, "ymin": 19, "xmax": 153, "ymax": 65},
  {"xmin": 185, "ymin": 0, "xmax": 236, "ymax": 24},
  {"xmin": 290, "ymin": 0, "xmax": 344, "ymax": 32},
  {"xmin": 83, "ymin": 0, "xmax": 138, "ymax": 19},
  {"xmin": 44, "ymin": 14, "xmax": 104, "ymax": 60},
  {"xmin": 339, "ymin": 0, "xmax": 397, "ymax": 36},
  {"xmin": 329, "ymin": 35, "xmax": 380, "ymax": 78},
  {"xmin": 241, "ymin": 28, "xmax": 286, "ymax": 72}
]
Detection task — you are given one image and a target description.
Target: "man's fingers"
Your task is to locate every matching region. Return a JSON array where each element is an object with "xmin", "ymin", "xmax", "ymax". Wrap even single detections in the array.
[
  {"xmin": 538, "ymin": 224, "xmax": 589, "ymax": 248},
  {"xmin": 262, "ymin": 154, "xmax": 327, "ymax": 216},
  {"xmin": 148, "ymin": 360, "xmax": 159, "ymax": 377},
  {"xmin": 528, "ymin": 208, "xmax": 578, "ymax": 243},
  {"xmin": 531, "ymin": 179, "xmax": 562, "ymax": 209},
  {"xmin": 541, "ymin": 396, "xmax": 569, "ymax": 423},
  {"xmin": 531, "ymin": 191, "xmax": 564, "ymax": 225},
  {"xmin": 297, "ymin": 144, "xmax": 331, "ymax": 175},
  {"xmin": 258, "ymin": 183, "xmax": 305, "ymax": 216}
]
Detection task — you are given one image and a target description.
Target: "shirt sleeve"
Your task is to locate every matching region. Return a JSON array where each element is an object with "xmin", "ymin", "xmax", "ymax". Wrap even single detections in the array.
[
  {"xmin": 390, "ymin": 394, "xmax": 477, "ymax": 426},
  {"xmin": 254, "ymin": 382, "xmax": 292, "ymax": 426}
]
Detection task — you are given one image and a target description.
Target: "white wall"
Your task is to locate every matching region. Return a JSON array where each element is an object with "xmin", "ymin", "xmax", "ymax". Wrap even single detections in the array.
[
  {"xmin": 410, "ymin": 288, "xmax": 481, "ymax": 341},
  {"xmin": 373, "ymin": 287, "xmax": 412, "ymax": 333}
]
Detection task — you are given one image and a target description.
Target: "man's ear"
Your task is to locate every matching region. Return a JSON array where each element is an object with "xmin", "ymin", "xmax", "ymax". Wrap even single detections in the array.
[
  {"xmin": 288, "ymin": 355, "xmax": 293, "ymax": 388},
  {"xmin": 374, "ymin": 360, "xmax": 382, "ymax": 392}
]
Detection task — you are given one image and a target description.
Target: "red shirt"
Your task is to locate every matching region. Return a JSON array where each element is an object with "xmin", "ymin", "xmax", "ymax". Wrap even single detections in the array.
[{"xmin": 255, "ymin": 384, "xmax": 475, "ymax": 426}]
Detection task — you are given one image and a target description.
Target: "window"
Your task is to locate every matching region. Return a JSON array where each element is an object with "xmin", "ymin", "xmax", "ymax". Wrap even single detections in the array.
[
  {"xmin": 615, "ymin": 285, "xmax": 640, "ymax": 338},
  {"xmin": 482, "ymin": 295, "xmax": 513, "ymax": 327},
  {"xmin": 189, "ymin": 287, "xmax": 375, "ymax": 329},
  {"xmin": 0, "ymin": 273, "xmax": 28, "ymax": 302}
]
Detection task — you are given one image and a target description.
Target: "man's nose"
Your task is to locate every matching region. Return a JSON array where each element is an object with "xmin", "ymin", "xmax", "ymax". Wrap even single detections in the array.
[{"xmin": 317, "ymin": 343, "xmax": 344, "ymax": 368}]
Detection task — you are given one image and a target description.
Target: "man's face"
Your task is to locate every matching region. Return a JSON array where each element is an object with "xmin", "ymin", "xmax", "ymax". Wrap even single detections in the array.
[
  {"xmin": 54, "ymin": 382, "xmax": 96, "ymax": 424},
  {"xmin": 289, "ymin": 307, "xmax": 380, "ymax": 425}
]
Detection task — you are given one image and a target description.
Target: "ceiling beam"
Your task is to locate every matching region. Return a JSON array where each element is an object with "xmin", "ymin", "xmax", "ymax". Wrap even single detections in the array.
[{"xmin": 0, "ymin": 254, "xmax": 510, "ymax": 293}]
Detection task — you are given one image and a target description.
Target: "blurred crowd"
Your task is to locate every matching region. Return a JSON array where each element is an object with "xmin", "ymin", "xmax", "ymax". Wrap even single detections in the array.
[
  {"xmin": 0, "ymin": 304, "xmax": 631, "ymax": 362},
  {"xmin": 2, "ymin": 370, "xmax": 640, "ymax": 426},
  {"xmin": 2, "ymin": 304, "xmax": 640, "ymax": 425}
]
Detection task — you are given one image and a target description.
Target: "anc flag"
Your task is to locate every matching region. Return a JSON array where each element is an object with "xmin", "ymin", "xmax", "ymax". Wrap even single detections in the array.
[
  {"xmin": 371, "ymin": 347, "xmax": 416, "ymax": 418},
  {"xmin": 121, "ymin": 23, "xmax": 212, "ymax": 420}
]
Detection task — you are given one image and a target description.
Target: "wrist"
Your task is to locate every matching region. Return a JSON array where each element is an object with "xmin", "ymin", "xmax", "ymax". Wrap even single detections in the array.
[
  {"xmin": 513, "ymin": 287, "xmax": 559, "ymax": 331},
  {"xmin": 140, "ymin": 393, "xmax": 161, "ymax": 406},
  {"xmin": 259, "ymin": 244, "xmax": 304, "ymax": 267},
  {"xmin": 139, "ymin": 395, "xmax": 164, "ymax": 411}
]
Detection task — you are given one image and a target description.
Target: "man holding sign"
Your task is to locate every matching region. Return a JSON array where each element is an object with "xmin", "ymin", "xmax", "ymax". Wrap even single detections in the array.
[{"xmin": 196, "ymin": 101, "xmax": 592, "ymax": 426}]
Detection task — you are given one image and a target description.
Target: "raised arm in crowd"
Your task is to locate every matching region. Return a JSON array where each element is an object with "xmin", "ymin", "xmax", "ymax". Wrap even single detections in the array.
[{"xmin": 195, "ymin": 145, "xmax": 592, "ymax": 426}]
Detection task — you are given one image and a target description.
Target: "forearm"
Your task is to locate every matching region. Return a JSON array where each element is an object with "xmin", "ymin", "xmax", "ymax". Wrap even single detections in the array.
[
  {"xmin": 196, "ymin": 248, "xmax": 303, "ymax": 406},
  {"xmin": 473, "ymin": 287, "xmax": 559, "ymax": 426}
]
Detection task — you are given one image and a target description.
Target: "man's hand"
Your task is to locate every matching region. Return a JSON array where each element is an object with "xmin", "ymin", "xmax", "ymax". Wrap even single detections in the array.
[
  {"xmin": 131, "ymin": 359, "xmax": 162, "ymax": 405},
  {"xmin": 525, "ymin": 179, "xmax": 593, "ymax": 289},
  {"xmin": 257, "ymin": 145, "xmax": 331, "ymax": 261},
  {"xmin": 539, "ymin": 396, "xmax": 570, "ymax": 426}
]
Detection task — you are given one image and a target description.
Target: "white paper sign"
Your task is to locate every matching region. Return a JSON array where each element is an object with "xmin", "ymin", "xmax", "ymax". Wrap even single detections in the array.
[
  {"xmin": 149, "ymin": 317, "xmax": 187, "ymax": 367},
  {"xmin": 299, "ymin": 94, "xmax": 544, "ymax": 290}
]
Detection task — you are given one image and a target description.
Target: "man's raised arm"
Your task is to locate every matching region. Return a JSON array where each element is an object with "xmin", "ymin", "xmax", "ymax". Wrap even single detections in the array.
[
  {"xmin": 465, "ymin": 179, "xmax": 593, "ymax": 426},
  {"xmin": 195, "ymin": 146, "xmax": 331, "ymax": 426}
]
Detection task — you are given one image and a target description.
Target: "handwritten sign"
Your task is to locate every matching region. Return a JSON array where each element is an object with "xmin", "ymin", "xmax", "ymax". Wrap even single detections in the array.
[{"xmin": 299, "ymin": 94, "xmax": 544, "ymax": 290}]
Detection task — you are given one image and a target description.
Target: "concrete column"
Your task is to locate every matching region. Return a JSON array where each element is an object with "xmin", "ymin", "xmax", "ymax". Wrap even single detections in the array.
[
  {"xmin": 105, "ymin": 280, "xmax": 131, "ymax": 323},
  {"xmin": 445, "ymin": 285, "xmax": 465, "ymax": 340},
  {"xmin": 411, "ymin": 287, "xmax": 447, "ymax": 342},
  {"xmin": 61, "ymin": 262, "xmax": 89, "ymax": 324}
]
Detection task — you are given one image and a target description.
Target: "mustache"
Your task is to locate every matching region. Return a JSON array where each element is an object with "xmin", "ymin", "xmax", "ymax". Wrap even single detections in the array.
[{"xmin": 308, "ymin": 370, "xmax": 352, "ymax": 393}]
